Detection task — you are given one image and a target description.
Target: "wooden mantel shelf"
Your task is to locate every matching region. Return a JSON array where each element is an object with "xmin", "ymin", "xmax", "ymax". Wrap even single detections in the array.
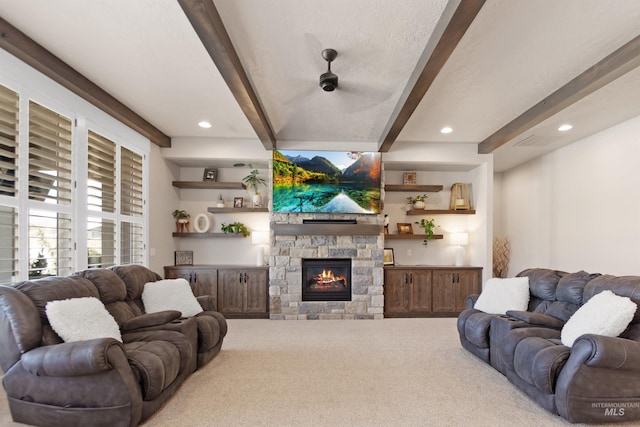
[
  {"xmin": 172, "ymin": 181, "xmax": 246, "ymax": 189},
  {"xmin": 384, "ymin": 184, "xmax": 443, "ymax": 192},
  {"xmin": 272, "ymin": 223, "xmax": 383, "ymax": 236},
  {"xmin": 385, "ymin": 234, "xmax": 444, "ymax": 240}
]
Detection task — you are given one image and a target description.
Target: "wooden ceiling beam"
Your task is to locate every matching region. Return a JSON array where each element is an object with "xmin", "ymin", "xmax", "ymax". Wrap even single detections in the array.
[
  {"xmin": 0, "ymin": 17, "xmax": 171, "ymax": 147},
  {"xmin": 478, "ymin": 34, "xmax": 640, "ymax": 154},
  {"xmin": 178, "ymin": 0, "xmax": 276, "ymax": 150},
  {"xmin": 378, "ymin": 0, "xmax": 486, "ymax": 152}
]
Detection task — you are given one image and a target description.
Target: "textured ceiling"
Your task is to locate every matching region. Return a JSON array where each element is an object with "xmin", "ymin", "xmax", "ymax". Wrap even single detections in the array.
[{"xmin": 0, "ymin": 0, "xmax": 639, "ymax": 171}]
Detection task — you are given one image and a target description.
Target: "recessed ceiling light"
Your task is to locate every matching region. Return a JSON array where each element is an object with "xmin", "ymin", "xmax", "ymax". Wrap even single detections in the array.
[
  {"xmin": 558, "ymin": 124, "xmax": 573, "ymax": 132},
  {"xmin": 198, "ymin": 121, "xmax": 212, "ymax": 129},
  {"xmin": 440, "ymin": 127, "xmax": 453, "ymax": 134}
]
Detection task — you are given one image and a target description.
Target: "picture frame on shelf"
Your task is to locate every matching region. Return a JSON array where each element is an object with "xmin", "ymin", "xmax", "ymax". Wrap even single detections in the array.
[
  {"xmin": 234, "ymin": 197, "xmax": 244, "ymax": 208},
  {"xmin": 403, "ymin": 171, "xmax": 417, "ymax": 185},
  {"xmin": 174, "ymin": 250, "xmax": 193, "ymax": 266},
  {"xmin": 383, "ymin": 248, "xmax": 395, "ymax": 265},
  {"xmin": 397, "ymin": 223, "xmax": 413, "ymax": 234},
  {"xmin": 203, "ymin": 168, "xmax": 218, "ymax": 181}
]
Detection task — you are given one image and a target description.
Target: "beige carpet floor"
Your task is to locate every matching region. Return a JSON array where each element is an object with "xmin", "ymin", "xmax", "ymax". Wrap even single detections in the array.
[{"xmin": 1, "ymin": 318, "xmax": 636, "ymax": 426}]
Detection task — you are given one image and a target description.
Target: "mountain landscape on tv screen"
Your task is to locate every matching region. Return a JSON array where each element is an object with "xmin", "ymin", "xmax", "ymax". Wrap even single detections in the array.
[{"xmin": 272, "ymin": 150, "xmax": 381, "ymax": 214}]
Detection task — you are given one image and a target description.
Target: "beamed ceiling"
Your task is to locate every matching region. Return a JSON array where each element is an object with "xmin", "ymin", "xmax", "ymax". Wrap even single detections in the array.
[{"xmin": 0, "ymin": 0, "xmax": 639, "ymax": 171}]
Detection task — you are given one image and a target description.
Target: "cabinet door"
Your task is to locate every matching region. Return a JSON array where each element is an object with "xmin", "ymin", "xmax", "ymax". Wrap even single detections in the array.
[
  {"xmin": 409, "ymin": 270, "xmax": 432, "ymax": 313},
  {"xmin": 217, "ymin": 269, "xmax": 244, "ymax": 316},
  {"xmin": 455, "ymin": 270, "xmax": 480, "ymax": 312},
  {"xmin": 191, "ymin": 269, "xmax": 217, "ymax": 298},
  {"xmin": 384, "ymin": 269, "xmax": 411, "ymax": 316},
  {"xmin": 432, "ymin": 270, "xmax": 457, "ymax": 313},
  {"xmin": 244, "ymin": 270, "xmax": 268, "ymax": 315}
]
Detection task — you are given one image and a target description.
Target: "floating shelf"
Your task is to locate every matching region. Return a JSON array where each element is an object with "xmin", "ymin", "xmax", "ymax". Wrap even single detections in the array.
[
  {"xmin": 384, "ymin": 184, "xmax": 443, "ymax": 192},
  {"xmin": 172, "ymin": 181, "xmax": 246, "ymax": 189},
  {"xmin": 172, "ymin": 232, "xmax": 247, "ymax": 238},
  {"xmin": 407, "ymin": 209, "xmax": 476, "ymax": 215},
  {"xmin": 207, "ymin": 207, "xmax": 269, "ymax": 213},
  {"xmin": 272, "ymin": 223, "xmax": 382, "ymax": 236},
  {"xmin": 385, "ymin": 234, "xmax": 444, "ymax": 240}
]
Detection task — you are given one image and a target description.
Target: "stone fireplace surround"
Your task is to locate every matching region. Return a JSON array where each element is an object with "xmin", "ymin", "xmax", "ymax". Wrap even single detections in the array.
[{"xmin": 269, "ymin": 213, "xmax": 384, "ymax": 320}]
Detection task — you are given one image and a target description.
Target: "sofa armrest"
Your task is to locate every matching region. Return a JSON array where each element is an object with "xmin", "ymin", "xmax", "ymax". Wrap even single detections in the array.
[
  {"xmin": 197, "ymin": 295, "xmax": 216, "ymax": 311},
  {"xmin": 577, "ymin": 334, "xmax": 640, "ymax": 371},
  {"xmin": 505, "ymin": 310, "xmax": 565, "ymax": 329},
  {"xmin": 465, "ymin": 294, "xmax": 479, "ymax": 310},
  {"xmin": 21, "ymin": 338, "xmax": 123, "ymax": 377},
  {"xmin": 120, "ymin": 310, "xmax": 182, "ymax": 331}
]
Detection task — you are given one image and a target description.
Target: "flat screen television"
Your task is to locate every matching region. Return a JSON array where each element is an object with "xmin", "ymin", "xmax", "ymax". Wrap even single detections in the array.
[{"xmin": 272, "ymin": 150, "xmax": 381, "ymax": 214}]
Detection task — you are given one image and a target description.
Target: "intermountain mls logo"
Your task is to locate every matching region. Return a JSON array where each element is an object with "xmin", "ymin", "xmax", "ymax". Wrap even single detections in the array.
[{"xmin": 592, "ymin": 402, "xmax": 640, "ymax": 416}]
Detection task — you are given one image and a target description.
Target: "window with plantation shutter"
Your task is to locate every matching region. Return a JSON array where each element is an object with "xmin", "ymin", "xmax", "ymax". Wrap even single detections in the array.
[
  {"xmin": 28, "ymin": 101, "xmax": 73, "ymax": 277},
  {"xmin": 0, "ymin": 85, "xmax": 19, "ymax": 198},
  {"xmin": 1, "ymin": 59, "xmax": 150, "ymax": 282},
  {"xmin": 0, "ymin": 85, "xmax": 19, "ymax": 284},
  {"xmin": 120, "ymin": 147, "xmax": 144, "ymax": 264},
  {"xmin": 86, "ymin": 131, "xmax": 116, "ymax": 268}
]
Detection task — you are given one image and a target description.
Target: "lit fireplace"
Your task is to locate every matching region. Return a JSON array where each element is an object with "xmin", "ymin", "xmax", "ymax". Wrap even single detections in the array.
[{"xmin": 302, "ymin": 258, "xmax": 352, "ymax": 302}]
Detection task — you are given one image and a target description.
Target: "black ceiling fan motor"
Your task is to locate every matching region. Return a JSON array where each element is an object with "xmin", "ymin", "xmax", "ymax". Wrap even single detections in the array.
[{"xmin": 319, "ymin": 49, "xmax": 338, "ymax": 92}]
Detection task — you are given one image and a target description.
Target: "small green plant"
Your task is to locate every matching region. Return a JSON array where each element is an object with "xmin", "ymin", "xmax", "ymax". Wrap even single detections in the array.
[
  {"xmin": 415, "ymin": 218, "xmax": 436, "ymax": 245},
  {"xmin": 171, "ymin": 209, "xmax": 190, "ymax": 219},
  {"xmin": 406, "ymin": 194, "xmax": 428, "ymax": 204},
  {"xmin": 221, "ymin": 222, "xmax": 250, "ymax": 237},
  {"xmin": 242, "ymin": 169, "xmax": 266, "ymax": 194}
]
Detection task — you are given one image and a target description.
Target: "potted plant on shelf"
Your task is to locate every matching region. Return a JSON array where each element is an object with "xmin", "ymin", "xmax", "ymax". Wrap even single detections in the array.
[
  {"xmin": 172, "ymin": 209, "xmax": 190, "ymax": 233},
  {"xmin": 221, "ymin": 222, "xmax": 250, "ymax": 237},
  {"xmin": 216, "ymin": 193, "xmax": 225, "ymax": 208},
  {"xmin": 407, "ymin": 194, "xmax": 428, "ymax": 210},
  {"xmin": 242, "ymin": 169, "xmax": 266, "ymax": 208},
  {"xmin": 415, "ymin": 218, "xmax": 436, "ymax": 245}
]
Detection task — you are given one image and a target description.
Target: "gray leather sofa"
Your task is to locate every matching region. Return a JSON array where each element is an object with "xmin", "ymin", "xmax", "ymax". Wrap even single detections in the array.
[
  {"xmin": 109, "ymin": 264, "xmax": 228, "ymax": 368},
  {"xmin": 0, "ymin": 273, "xmax": 196, "ymax": 427},
  {"xmin": 458, "ymin": 268, "xmax": 640, "ymax": 423}
]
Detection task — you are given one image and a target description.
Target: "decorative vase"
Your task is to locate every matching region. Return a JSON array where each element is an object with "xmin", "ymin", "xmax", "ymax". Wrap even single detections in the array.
[
  {"xmin": 252, "ymin": 194, "xmax": 262, "ymax": 208},
  {"xmin": 413, "ymin": 200, "xmax": 425, "ymax": 210},
  {"xmin": 176, "ymin": 219, "xmax": 189, "ymax": 233},
  {"xmin": 216, "ymin": 202, "xmax": 225, "ymax": 208}
]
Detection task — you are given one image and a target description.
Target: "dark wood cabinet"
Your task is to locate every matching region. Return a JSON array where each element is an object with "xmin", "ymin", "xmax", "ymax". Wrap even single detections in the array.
[
  {"xmin": 164, "ymin": 266, "xmax": 219, "ymax": 310},
  {"xmin": 164, "ymin": 265, "xmax": 269, "ymax": 318},
  {"xmin": 384, "ymin": 268, "xmax": 432, "ymax": 317},
  {"xmin": 217, "ymin": 268, "xmax": 269, "ymax": 318},
  {"xmin": 384, "ymin": 266, "xmax": 481, "ymax": 317}
]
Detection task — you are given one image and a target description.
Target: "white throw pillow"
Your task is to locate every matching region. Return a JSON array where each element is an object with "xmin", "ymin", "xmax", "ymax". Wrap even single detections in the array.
[
  {"xmin": 142, "ymin": 278, "xmax": 203, "ymax": 317},
  {"xmin": 474, "ymin": 277, "xmax": 530, "ymax": 315},
  {"xmin": 46, "ymin": 297, "xmax": 122, "ymax": 343},
  {"xmin": 561, "ymin": 290, "xmax": 637, "ymax": 347}
]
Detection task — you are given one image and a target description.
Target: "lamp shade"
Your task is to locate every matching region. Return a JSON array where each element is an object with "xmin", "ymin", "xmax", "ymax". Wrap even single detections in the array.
[{"xmin": 450, "ymin": 232, "xmax": 468, "ymax": 246}]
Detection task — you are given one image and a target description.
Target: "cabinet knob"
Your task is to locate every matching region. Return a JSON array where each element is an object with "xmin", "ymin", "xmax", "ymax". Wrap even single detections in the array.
[{"xmin": 193, "ymin": 272, "xmax": 197, "ymax": 282}]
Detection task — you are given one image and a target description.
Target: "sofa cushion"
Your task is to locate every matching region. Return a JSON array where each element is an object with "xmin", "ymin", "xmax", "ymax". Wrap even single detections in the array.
[
  {"xmin": 45, "ymin": 297, "xmax": 122, "ymax": 343},
  {"xmin": 474, "ymin": 277, "xmax": 530, "ymax": 315},
  {"xmin": 517, "ymin": 269, "xmax": 565, "ymax": 302},
  {"xmin": 561, "ymin": 290, "xmax": 637, "ymax": 347},
  {"xmin": 142, "ymin": 279, "xmax": 203, "ymax": 317},
  {"xmin": 514, "ymin": 336, "xmax": 570, "ymax": 394},
  {"xmin": 75, "ymin": 269, "xmax": 127, "ymax": 303}
]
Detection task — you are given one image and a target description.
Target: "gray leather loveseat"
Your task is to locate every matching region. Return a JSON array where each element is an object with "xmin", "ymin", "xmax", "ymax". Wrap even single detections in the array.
[{"xmin": 458, "ymin": 268, "xmax": 640, "ymax": 423}]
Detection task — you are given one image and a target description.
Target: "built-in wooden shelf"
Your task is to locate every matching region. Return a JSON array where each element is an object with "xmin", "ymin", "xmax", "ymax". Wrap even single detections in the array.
[
  {"xmin": 207, "ymin": 207, "xmax": 269, "ymax": 213},
  {"xmin": 384, "ymin": 184, "xmax": 443, "ymax": 192},
  {"xmin": 172, "ymin": 181, "xmax": 246, "ymax": 189},
  {"xmin": 172, "ymin": 232, "xmax": 247, "ymax": 238},
  {"xmin": 272, "ymin": 223, "xmax": 382, "ymax": 236},
  {"xmin": 385, "ymin": 234, "xmax": 444, "ymax": 240},
  {"xmin": 407, "ymin": 209, "xmax": 476, "ymax": 215}
]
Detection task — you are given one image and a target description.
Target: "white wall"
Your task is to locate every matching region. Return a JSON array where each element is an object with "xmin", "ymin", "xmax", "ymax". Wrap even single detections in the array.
[
  {"xmin": 148, "ymin": 145, "xmax": 180, "ymax": 275},
  {"xmin": 499, "ymin": 114, "xmax": 640, "ymax": 276}
]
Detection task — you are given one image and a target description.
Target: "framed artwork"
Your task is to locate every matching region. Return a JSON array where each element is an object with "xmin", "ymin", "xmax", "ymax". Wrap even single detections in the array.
[
  {"xmin": 397, "ymin": 223, "xmax": 413, "ymax": 234},
  {"xmin": 403, "ymin": 171, "xmax": 417, "ymax": 185},
  {"xmin": 174, "ymin": 250, "xmax": 193, "ymax": 266},
  {"xmin": 233, "ymin": 197, "xmax": 244, "ymax": 208},
  {"xmin": 203, "ymin": 168, "xmax": 218, "ymax": 181},
  {"xmin": 383, "ymin": 248, "xmax": 395, "ymax": 265}
]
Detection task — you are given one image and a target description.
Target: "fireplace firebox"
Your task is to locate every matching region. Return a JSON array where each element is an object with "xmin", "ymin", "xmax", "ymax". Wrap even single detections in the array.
[{"xmin": 302, "ymin": 258, "xmax": 352, "ymax": 301}]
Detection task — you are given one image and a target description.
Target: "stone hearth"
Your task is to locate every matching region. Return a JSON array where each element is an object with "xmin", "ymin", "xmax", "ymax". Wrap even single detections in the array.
[{"xmin": 269, "ymin": 213, "xmax": 384, "ymax": 320}]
